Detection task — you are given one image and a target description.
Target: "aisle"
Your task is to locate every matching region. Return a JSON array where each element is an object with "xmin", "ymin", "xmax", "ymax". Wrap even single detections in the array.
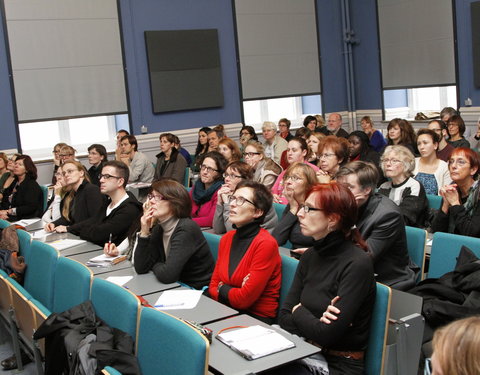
[{"xmin": 0, "ymin": 323, "xmax": 36, "ymax": 375}]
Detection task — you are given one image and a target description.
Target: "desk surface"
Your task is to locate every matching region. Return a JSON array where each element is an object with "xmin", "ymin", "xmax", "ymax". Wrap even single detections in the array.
[
  {"xmin": 206, "ymin": 315, "xmax": 319, "ymax": 375},
  {"xmin": 35, "ymin": 232, "xmax": 102, "ymax": 256},
  {"xmin": 144, "ymin": 288, "xmax": 238, "ymax": 325},
  {"xmin": 98, "ymin": 268, "xmax": 180, "ymax": 296},
  {"xmin": 69, "ymin": 250, "xmax": 133, "ymax": 275}
]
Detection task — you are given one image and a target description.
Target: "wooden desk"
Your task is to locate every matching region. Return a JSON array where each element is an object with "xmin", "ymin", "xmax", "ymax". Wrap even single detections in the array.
[
  {"xmin": 69, "ymin": 250, "xmax": 132, "ymax": 275},
  {"xmin": 206, "ymin": 314, "xmax": 319, "ymax": 375}
]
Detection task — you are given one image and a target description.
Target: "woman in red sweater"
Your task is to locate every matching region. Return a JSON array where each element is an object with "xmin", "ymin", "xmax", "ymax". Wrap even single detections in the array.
[{"xmin": 209, "ymin": 180, "xmax": 281, "ymax": 323}]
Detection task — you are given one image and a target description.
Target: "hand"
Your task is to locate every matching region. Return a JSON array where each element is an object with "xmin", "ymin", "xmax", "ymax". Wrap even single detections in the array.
[
  {"xmin": 272, "ymin": 194, "xmax": 282, "ymax": 204},
  {"xmin": 0, "ymin": 210, "xmax": 8, "ymax": 220},
  {"xmin": 53, "ymin": 181, "xmax": 63, "ymax": 195},
  {"xmin": 103, "ymin": 242, "xmax": 119, "ymax": 257},
  {"xmin": 292, "ymin": 303, "xmax": 302, "ymax": 313},
  {"xmin": 440, "ymin": 184, "xmax": 460, "ymax": 210},
  {"xmin": 140, "ymin": 204, "xmax": 155, "ymax": 236},
  {"xmin": 316, "ymin": 170, "xmax": 331, "ymax": 184},
  {"xmin": 241, "ymin": 273, "xmax": 250, "ymax": 287},
  {"xmin": 217, "ymin": 281, "xmax": 224, "ymax": 294},
  {"xmin": 217, "ymin": 185, "xmax": 232, "ymax": 205},
  {"xmin": 55, "ymin": 225, "xmax": 68, "ymax": 233},
  {"xmin": 291, "ymin": 247, "xmax": 308, "ymax": 256},
  {"xmin": 320, "ymin": 296, "xmax": 341, "ymax": 324},
  {"xmin": 44, "ymin": 222, "xmax": 56, "ymax": 232}
]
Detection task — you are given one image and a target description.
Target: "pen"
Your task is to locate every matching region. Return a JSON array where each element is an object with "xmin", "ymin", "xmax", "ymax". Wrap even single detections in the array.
[
  {"xmin": 108, "ymin": 233, "xmax": 112, "ymax": 246},
  {"xmin": 154, "ymin": 303, "xmax": 185, "ymax": 308}
]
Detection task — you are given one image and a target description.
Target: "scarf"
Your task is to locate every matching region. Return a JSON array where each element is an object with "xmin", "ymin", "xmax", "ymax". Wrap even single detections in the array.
[{"xmin": 192, "ymin": 179, "xmax": 223, "ymax": 206}]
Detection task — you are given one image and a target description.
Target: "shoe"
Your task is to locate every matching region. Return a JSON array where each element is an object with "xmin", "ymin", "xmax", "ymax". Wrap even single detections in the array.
[{"xmin": 1, "ymin": 350, "xmax": 32, "ymax": 370}]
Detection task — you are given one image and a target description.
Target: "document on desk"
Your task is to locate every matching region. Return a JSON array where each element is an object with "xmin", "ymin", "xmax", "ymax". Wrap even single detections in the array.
[
  {"xmin": 216, "ymin": 325, "xmax": 295, "ymax": 360},
  {"xmin": 154, "ymin": 290, "xmax": 202, "ymax": 310},
  {"xmin": 106, "ymin": 276, "xmax": 134, "ymax": 286},
  {"xmin": 30, "ymin": 229, "xmax": 49, "ymax": 239},
  {"xmin": 86, "ymin": 253, "xmax": 126, "ymax": 267},
  {"xmin": 12, "ymin": 218, "xmax": 41, "ymax": 227},
  {"xmin": 49, "ymin": 238, "xmax": 86, "ymax": 251}
]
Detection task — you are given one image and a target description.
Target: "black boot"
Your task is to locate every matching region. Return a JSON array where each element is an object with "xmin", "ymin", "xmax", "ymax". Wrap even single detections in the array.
[{"xmin": 1, "ymin": 350, "xmax": 32, "ymax": 370}]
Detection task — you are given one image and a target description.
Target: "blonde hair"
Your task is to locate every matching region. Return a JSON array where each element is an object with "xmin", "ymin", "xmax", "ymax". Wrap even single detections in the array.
[
  {"xmin": 432, "ymin": 316, "xmax": 480, "ymax": 375},
  {"xmin": 61, "ymin": 160, "xmax": 90, "ymax": 221},
  {"xmin": 245, "ymin": 140, "xmax": 265, "ymax": 157},
  {"xmin": 380, "ymin": 145, "xmax": 415, "ymax": 177},
  {"xmin": 262, "ymin": 121, "xmax": 277, "ymax": 132}
]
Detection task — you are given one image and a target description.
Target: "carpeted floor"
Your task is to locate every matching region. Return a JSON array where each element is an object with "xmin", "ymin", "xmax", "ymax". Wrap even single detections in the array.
[{"xmin": 0, "ymin": 322, "xmax": 36, "ymax": 375}]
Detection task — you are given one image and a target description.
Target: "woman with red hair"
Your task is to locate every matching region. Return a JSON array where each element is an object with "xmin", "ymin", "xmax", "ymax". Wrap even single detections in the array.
[{"xmin": 277, "ymin": 182, "xmax": 376, "ymax": 375}]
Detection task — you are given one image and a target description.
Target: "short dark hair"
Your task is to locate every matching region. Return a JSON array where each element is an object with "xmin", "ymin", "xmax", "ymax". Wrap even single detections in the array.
[
  {"xmin": 117, "ymin": 129, "xmax": 129, "ymax": 136},
  {"xmin": 303, "ymin": 115, "xmax": 317, "ymax": 127},
  {"xmin": 417, "ymin": 128, "xmax": 440, "ymax": 144},
  {"xmin": 151, "ymin": 179, "xmax": 191, "ymax": 218},
  {"xmin": 208, "ymin": 128, "xmax": 225, "ymax": 139},
  {"xmin": 121, "ymin": 135, "xmax": 138, "ymax": 151},
  {"xmin": 239, "ymin": 125, "xmax": 258, "ymax": 141},
  {"xmin": 336, "ymin": 161, "xmax": 379, "ymax": 194},
  {"xmin": 103, "ymin": 160, "xmax": 129, "ymax": 188},
  {"xmin": 88, "ymin": 144, "xmax": 108, "ymax": 162},
  {"xmin": 160, "ymin": 133, "xmax": 176, "ymax": 144},
  {"xmin": 447, "ymin": 115, "xmax": 466, "ymax": 136},
  {"xmin": 198, "ymin": 151, "xmax": 228, "ymax": 177},
  {"xmin": 279, "ymin": 118, "xmax": 291, "ymax": 128},
  {"xmin": 234, "ymin": 180, "xmax": 273, "ymax": 223},
  {"xmin": 226, "ymin": 161, "xmax": 253, "ymax": 180},
  {"xmin": 16, "ymin": 155, "xmax": 37, "ymax": 180},
  {"xmin": 294, "ymin": 127, "xmax": 312, "ymax": 139}
]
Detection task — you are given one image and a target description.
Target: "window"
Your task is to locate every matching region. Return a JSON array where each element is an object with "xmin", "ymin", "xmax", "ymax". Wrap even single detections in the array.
[{"xmin": 19, "ymin": 115, "xmax": 118, "ymax": 160}]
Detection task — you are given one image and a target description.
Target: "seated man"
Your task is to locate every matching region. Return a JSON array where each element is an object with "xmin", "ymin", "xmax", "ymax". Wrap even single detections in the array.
[
  {"xmin": 70, "ymin": 160, "xmax": 142, "ymax": 246},
  {"xmin": 336, "ymin": 161, "xmax": 417, "ymax": 290},
  {"xmin": 120, "ymin": 135, "xmax": 154, "ymax": 183}
]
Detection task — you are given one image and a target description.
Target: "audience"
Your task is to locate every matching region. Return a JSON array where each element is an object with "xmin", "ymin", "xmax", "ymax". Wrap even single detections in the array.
[
  {"xmin": 440, "ymin": 106, "xmax": 458, "ymax": 124},
  {"xmin": 278, "ymin": 118, "xmax": 293, "ymax": 141},
  {"xmin": 360, "ymin": 115, "xmax": 386, "ymax": 152},
  {"xmin": 218, "ymin": 138, "xmax": 242, "ymax": 164},
  {"xmin": 42, "ymin": 166, "xmax": 69, "ymax": 223},
  {"xmin": 262, "ymin": 121, "xmax": 288, "ymax": 165},
  {"xmin": 189, "ymin": 151, "xmax": 227, "ymax": 227},
  {"xmin": 243, "ymin": 140, "xmax": 282, "ymax": 190},
  {"xmin": 173, "ymin": 135, "xmax": 192, "ymax": 167},
  {"xmin": 154, "ymin": 133, "xmax": 187, "ymax": 184},
  {"xmin": 386, "ymin": 118, "xmax": 417, "ymax": 155},
  {"xmin": 239, "ymin": 125, "xmax": 258, "ymax": 153},
  {"xmin": 207, "ymin": 128, "xmax": 223, "ymax": 152},
  {"xmin": 87, "ymin": 144, "xmax": 108, "ymax": 186},
  {"xmin": 431, "ymin": 147, "xmax": 480, "ymax": 237},
  {"xmin": 114, "ymin": 129, "xmax": 129, "ymax": 162},
  {"xmin": 316, "ymin": 135, "xmax": 349, "ymax": 183},
  {"xmin": 209, "ymin": 181, "xmax": 281, "ymax": 324},
  {"xmin": 51, "ymin": 142, "xmax": 67, "ymax": 184},
  {"xmin": 326, "ymin": 113, "xmax": 349, "ymax": 138},
  {"xmin": 277, "ymin": 183, "xmax": 375, "ymax": 375},
  {"xmin": 446, "ymin": 115, "xmax": 470, "ymax": 149},
  {"xmin": 414, "ymin": 129, "xmax": 451, "ymax": 195},
  {"xmin": 348, "ymin": 130, "xmax": 380, "ymax": 168},
  {"xmin": 194, "ymin": 126, "xmax": 211, "ymax": 160},
  {"xmin": 120, "ymin": 135, "xmax": 154, "ymax": 183},
  {"xmin": 134, "ymin": 179, "xmax": 215, "ymax": 289},
  {"xmin": 59, "ymin": 145, "xmax": 76, "ymax": 165},
  {"xmin": 306, "ymin": 132, "xmax": 325, "ymax": 164},
  {"xmin": 428, "ymin": 119, "xmax": 454, "ymax": 162},
  {"xmin": 0, "ymin": 153, "xmax": 7, "ymax": 177},
  {"xmin": 303, "ymin": 115, "xmax": 318, "ymax": 132},
  {"xmin": 0, "ymin": 155, "xmax": 43, "ymax": 221},
  {"xmin": 213, "ymin": 161, "xmax": 277, "ymax": 234},
  {"xmin": 0, "ymin": 153, "xmax": 19, "ymax": 202}
]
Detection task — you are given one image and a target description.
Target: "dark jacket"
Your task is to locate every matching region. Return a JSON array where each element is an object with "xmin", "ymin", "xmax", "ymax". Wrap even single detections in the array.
[
  {"xmin": 357, "ymin": 193, "xmax": 416, "ymax": 289},
  {"xmin": 154, "ymin": 147, "xmax": 187, "ymax": 184},
  {"xmin": 1, "ymin": 176, "xmax": 43, "ymax": 221},
  {"xmin": 272, "ymin": 205, "xmax": 314, "ymax": 250},
  {"xmin": 70, "ymin": 192, "xmax": 142, "ymax": 246},
  {"xmin": 88, "ymin": 163, "xmax": 105, "ymax": 187},
  {"xmin": 53, "ymin": 180, "xmax": 105, "ymax": 228}
]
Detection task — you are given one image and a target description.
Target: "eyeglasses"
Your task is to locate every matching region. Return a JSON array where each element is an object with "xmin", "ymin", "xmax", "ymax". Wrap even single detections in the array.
[
  {"xmin": 448, "ymin": 158, "xmax": 469, "ymax": 167},
  {"xmin": 200, "ymin": 164, "xmax": 218, "ymax": 173},
  {"xmin": 227, "ymin": 195, "xmax": 256, "ymax": 207},
  {"xmin": 223, "ymin": 173, "xmax": 242, "ymax": 179},
  {"xmin": 285, "ymin": 175, "xmax": 303, "ymax": 182},
  {"xmin": 147, "ymin": 193, "xmax": 166, "ymax": 202},
  {"xmin": 318, "ymin": 153, "xmax": 336, "ymax": 159},
  {"xmin": 98, "ymin": 174, "xmax": 121, "ymax": 180},
  {"xmin": 424, "ymin": 358, "xmax": 432, "ymax": 375},
  {"xmin": 243, "ymin": 152, "xmax": 261, "ymax": 158},
  {"xmin": 62, "ymin": 169, "xmax": 77, "ymax": 176},
  {"xmin": 300, "ymin": 205, "xmax": 323, "ymax": 214},
  {"xmin": 382, "ymin": 158, "xmax": 402, "ymax": 165}
]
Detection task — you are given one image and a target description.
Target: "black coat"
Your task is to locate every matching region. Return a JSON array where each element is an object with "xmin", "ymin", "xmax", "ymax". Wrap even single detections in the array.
[{"xmin": 1, "ymin": 176, "xmax": 43, "ymax": 221}]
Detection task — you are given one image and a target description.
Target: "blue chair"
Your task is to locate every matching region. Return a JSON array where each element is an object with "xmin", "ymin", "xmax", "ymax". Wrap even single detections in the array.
[
  {"xmin": 405, "ymin": 226, "xmax": 427, "ymax": 283},
  {"xmin": 183, "ymin": 167, "xmax": 190, "ymax": 188},
  {"xmin": 365, "ymin": 283, "xmax": 392, "ymax": 375},
  {"xmin": 40, "ymin": 184, "xmax": 49, "ymax": 212},
  {"xmin": 0, "ymin": 219, "xmax": 9, "ymax": 228},
  {"xmin": 17, "ymin": 228, "xmax": 32, "ymax": 263},
  {"xmin": 278, "ymin": 254, "xmax": 299, "ymax": 313},
  {"xmin": 428, "ymin": 232, "xmax": 480, "ymax": 279},
  {"xmin": 426, "ymin": 194, "xmax": 442, "ymax": 210},
  {"xmin": 273, "ymin": 202, "xmax": 287, "ymax": 220},
  {"xmin": 90, "ymin": 278, "xmax": 140, "ymax": 340},
  {"xmin": 136, "ymin": 307, "xmax": 209, "ymax": 375},
  {"xmin": 202, "ymin": 231, "xmax": 221, "ymax": 261}
]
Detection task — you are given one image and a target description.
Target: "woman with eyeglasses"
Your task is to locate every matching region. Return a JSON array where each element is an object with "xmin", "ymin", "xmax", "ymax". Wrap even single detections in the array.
[
  {"xmin": 209, "ymin": 180, "xmax": 281, "ymax": 323},
  {"xmin": 379, "ymin": 145, "xmax": 428, "ymax": 227},
  {"xmin": 0, "ymin": 155, "xmax": 44, "ymax": 221},
  {"xmin": 133, "ymin": 179, "xmax": 214, "ymax": 289},
  {"xmin": 42, "ymin": 165, "xmax": 70, "ymax": 223},
  {"xmin": 213, "ymin": 161, "xmax": 278, "ymax": 234},
  {"xmin": 51, "ymin": 142, "xmax": 67, "ymax": 184},
  {"xmin": 431, "ymin": 147, "xmax": 480, "ymax": 237},
  {"xmin": 44, "ymin": 160, "xmax": 104, "ymax": 233},
  {"xmin": 0, "ymin": 153, "xmax": 20, "ymax": 203},
  {"xmin": 446, "ymin": 115, "xmax": 470, "ymax": 149},
  {"xmin": 271, "ymin": 137, "xmax": 319, "ymax": 204},
  {"xmin": 272, "ymin": 163, "xmax": 318, "ymax": 255},
  {"xmin": 316, "ymin": 135, "xmax": 349, "ymax": 184},
  {"xmin": 243, "ymin": 140, "xmax": 282, "ymax": 190},
  {"xmin": 189, "ymin": 151, "xmax": 227, "ymax": 228},
  {"xmin": 274, "ymin": 183, "xmax": 375, "ymax": 375}
]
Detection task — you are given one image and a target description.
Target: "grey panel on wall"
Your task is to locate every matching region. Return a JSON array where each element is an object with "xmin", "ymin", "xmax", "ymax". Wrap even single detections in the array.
[
  {"xmin": 145, "ymin": 29, "xmax": 224, "ymax": 113},
  {"xmin": 4, "ymin": 0, "xmax": 127, "ymax": 122},
  {"xmin": 235, "ymin": 0, "xmax": 321, "ymax": 100},
  {"xmin": 472, "ymin": 1, "xmax": 480, "ymax": 88},
  {"xmin": 377, "ymin": 0, "xmax": 456, "ymax": 89}
]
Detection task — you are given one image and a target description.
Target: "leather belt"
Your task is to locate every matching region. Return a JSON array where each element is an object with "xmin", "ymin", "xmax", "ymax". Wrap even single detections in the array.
[{"xmin": 324, "ymin": 349, "xmax": 365, "ymax": 360}]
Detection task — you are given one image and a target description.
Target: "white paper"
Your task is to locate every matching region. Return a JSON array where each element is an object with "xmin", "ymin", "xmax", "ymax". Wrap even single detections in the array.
[
  {"xmin": 48, "ymin": 239, "xmax": 86, "ymax": 250},
  {"xmin": 106, "ymin": 276, "xmax": 133, "ymax": 286},
  {"xmin": 154, "ymin": 290, "xmax": 202, "ymax": 310},
  {"xmin": 88, "ymin": 253, "xmax": 123, "ymax": 263},
  {"xmin": 31, "ymin": 229, "xmax": 48, "ymax": 239},
  {"xmin": 12, "ymin": 218, "xmax": 41, "ymax": 226},
  {"xmin": 426, "ymin": 239, "xmax": 433, "ymax": 246}
]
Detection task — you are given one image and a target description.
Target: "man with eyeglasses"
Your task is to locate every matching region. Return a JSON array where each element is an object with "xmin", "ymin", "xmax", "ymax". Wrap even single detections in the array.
[
  {"xmin": 69, "ymin": 160, "xmax": 142, "ymax": 248},
  {"xmin": 428, "ymin": 119, "xmax": 454, "ymax": 162}
]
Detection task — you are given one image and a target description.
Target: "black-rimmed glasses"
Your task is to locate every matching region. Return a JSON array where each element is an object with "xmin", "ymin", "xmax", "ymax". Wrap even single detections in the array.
[{"xmin": 227, "ymin": 195, "xmax": 256, "ymax": 207}]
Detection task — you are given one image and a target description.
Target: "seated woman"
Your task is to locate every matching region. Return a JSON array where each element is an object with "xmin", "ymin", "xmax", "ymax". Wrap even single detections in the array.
[
  {"xmin": 209, "ymin": 181, "xmax": 281, "ymax": 324},
  {"xmin": 87, "ymin": 144, "xmax": 108, "ymax": 186},
  {"xmin": 277, "ymin": 183, "xmax": 376, "ymax": 375},
  {"xmin": 272, "ymin": 163, "xmax": 317, "ymax": 252},
  {"xmin": 306, "ymin": 132, "xmax": 325, "ymax": 164},
  {"xmin": 431, "ymin": 147, "xmax": 480, "ymax": 237},
  {"xmin": 414, "ymin": 129, "xmax": 451, "ymax": 195},
  {"xmin": 51, "ymin": 142, "xmax": 67, "ymax": 184},
  {"xmin": 133, "ymin": 179, "xmax": 215, "ymax": 289},
  {"xmin": 360, "ymin": 115, "xmax": 386, "ymax": 152},
  {"xmin": 385, "ymin": 118, "xmax": 417, "ymax": 155},
  {"xmin": 447, "ymin": 115, "xmax": 470, "ymax": 149},
  {"xmin": 0, "ymin": 153, "xmax": 7, "ymax": 179},
  {"xmin": 0, "ymin": 153, "xmax": 20, "ymax": 203},
  {"xmin": 154, "ymin": 132, "xmax": 187, "ymax": 184},
  {"xmin": 316, "ymin": 135, "xmax": 349, "ymax": 183},
  {"xmin": 45, "ymin": 160, "xmax": 104, "ymax": 233},
  {"xmin": 243, "ymin": 141, "xmax": 282, "ymax": 190},
  {"xmin": 42, "ymin": 166, "xmax": 70, "ymax": 223},
  {"xmin": 348, "ymin": 131, "xmax": 380, "ymax": 166},
  {"xmin": 192, "ymin": 126, "xmax": 211, "ymax": 173},
  {"xmin": 0, "ymin": 155, "xmax": 43, "ymax": 221},
  {"xmin": 379, "ymin": 145, "xmax": 428, "ymax": 227},
  {"xmin": 218, "ymin": 137, "xmax": 242, "ymax": 164},
  {"xmin": 189, "ymin": 151, "xmax": 227, "ymax": 227},
  {"xmin": 58, "ymin": 145, "xmax": 76, "ymax": 165},
  {"xmin": 272, "ymin": 137, "xmax": 319, "ymax": 204},
  {"xmin": 239, "ymin": 125, "xmax": 258, "ymax": 154}
]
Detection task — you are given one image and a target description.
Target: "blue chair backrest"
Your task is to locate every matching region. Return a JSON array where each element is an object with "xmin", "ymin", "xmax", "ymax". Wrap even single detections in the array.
[
  {"xmin": 279, "ymin": 254, "xmax": 299, "ymax": 313},
  {"xmin": 53, "ymin": 257, "xmax": 92, "ymax": 313},
  {"xmin": 17, "ymin": 229, "xmax": 32, "ymax": 264},
  {"xmin": 202, "ymin": 231, "xmax": 221, "ymax": 261},
  {"xmin": 136, "ymin": 307, "xmax": 209, "ymax": 375},
  {"xmin": 273, "ymin": 203, "xmax": 287, "ymax": 221},
  {"xmin": 40, "ymin": 184, "xmax": 49, "ymax": 211},
  {"xmin": 90, "ymin": 278, "xmax": 139, "ymax": 340},
  {"xmin": 183, "ymin": 167, "xmax": 190, "ymax": 188},
  {"xmin": 405, "ymin": 226, "xmax": 427, "ymax": 283},
  {"xmin": 428, "ymin": 232, "xmax": 480, "ymax": 279},
  {"xmin": 23, "ymin": 241, "xmax": 59, "ymax": 311},
  {"xmin": 426, "ymin": 194, "xmax": 442, "ymax": 210},
  {"xmin": 0, "ymin": 219, "xmax": 9, "ymax": 229},
  {"xmin": 365, "ymin": 283, "xmax": 392, "ymax": 375}
]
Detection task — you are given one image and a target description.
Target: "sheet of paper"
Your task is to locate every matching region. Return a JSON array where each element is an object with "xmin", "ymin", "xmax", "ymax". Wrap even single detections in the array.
[
  {"xmin": 106, "ymin": 276, "xmax": 133, "ymax": 286},
  {"xmin": 31, "ymin": 229, "xmax": 48, "ymax": 239},
  {"xmin": 12, "ymin": 218, "xmax": 41, "ymax": 226},
  {"xmin": 48, "ymin": 238, "xmax": 86, "ymax": 251},
  {"xmin": 426, "ymin": 239, "xmax": 433, "ymax": 246},
  {"xmin": 88, "ymin": 253, "xmax": 123, "ymax": 263},
  {"xmin": 154, "ymin": 289, "xmax": 203, "ymax": 310}
]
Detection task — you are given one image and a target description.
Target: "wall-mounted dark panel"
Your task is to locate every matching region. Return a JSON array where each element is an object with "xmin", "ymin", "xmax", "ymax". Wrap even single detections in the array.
[
  {"xmin": 145, "ymin": 29, "xmax": 224, "ymax": 113},
  {"xmin": 472, "ymin": 2, "xmax": 480, "ymax": 88}
]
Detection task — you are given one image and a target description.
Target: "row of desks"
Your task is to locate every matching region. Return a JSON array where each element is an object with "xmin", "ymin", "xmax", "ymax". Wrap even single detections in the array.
[{"xmin": 23, "ymin": 219, "xmax": 319, "ymax": 375}]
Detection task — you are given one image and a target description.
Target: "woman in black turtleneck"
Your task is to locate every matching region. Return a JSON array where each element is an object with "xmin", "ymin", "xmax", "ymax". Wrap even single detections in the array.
[
  {"xmin": 209, "ymin": 181, "xmax": 281, "ymax": 324},
  {"xmin": 275, "ymin": 182, "xmax": 376, "ymax": 375}
]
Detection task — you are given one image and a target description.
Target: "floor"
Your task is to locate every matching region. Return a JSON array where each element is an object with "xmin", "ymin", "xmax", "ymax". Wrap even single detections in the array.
[{"xmin": 0, "ymin": 322, "xmax": 36, "ymax": 375}]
